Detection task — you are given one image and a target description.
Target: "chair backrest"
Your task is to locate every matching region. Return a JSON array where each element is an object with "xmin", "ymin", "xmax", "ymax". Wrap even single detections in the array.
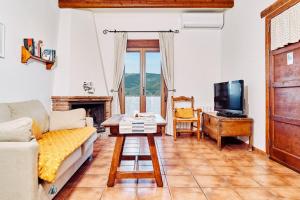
[{"xmin": 172, "ymin": 96, "xmax": 194, "ymax": 111}]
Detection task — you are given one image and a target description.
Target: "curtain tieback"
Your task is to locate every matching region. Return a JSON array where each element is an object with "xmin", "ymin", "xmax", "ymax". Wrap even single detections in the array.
[{"xmin": 110, "ymin": 89, "xmax": 119, "ymax": 93}]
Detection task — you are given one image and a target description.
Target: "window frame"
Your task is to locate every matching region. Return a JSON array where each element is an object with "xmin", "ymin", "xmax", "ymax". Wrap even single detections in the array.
[{"xmin": 119, "ymin": 40, "xmax": 167, "ymax": 118}]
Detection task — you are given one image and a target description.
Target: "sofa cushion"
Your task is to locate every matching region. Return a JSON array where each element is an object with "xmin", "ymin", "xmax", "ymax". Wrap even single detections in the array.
[
  {"xmin": 56, "ymin": 147, "xmax": 81, "ymax": 179},
  {"xmin": 0, "ymin": 118, "xmax": 33, "ymax": 142},
  {"xmin": 175, "ymin": 108, "xmax": 194, "ymax": 118},
  {"xmin": 49, "ymin": 109, "xmax": 86, "ymax": 131},
  {"xmin": 8, "ymin": 100, "xmax": 49, "ymax": 133},
  {"xmin": 37, "ymin": 127, "xmax": 96, "ymax": 182},
  {"xmin": 0, "ymin": 103, "xmax": 11, "ymax": 122},
  {"xmin": 82, "ymin": 132, "xmax": 97, "ymax": 154},
  {"xmin": 85, "ymin": 117, "xmax": 94, "ymax": 127},
  {"xmin": 41, "ymin": 146, "xmax": 93, "ymax": 200}
]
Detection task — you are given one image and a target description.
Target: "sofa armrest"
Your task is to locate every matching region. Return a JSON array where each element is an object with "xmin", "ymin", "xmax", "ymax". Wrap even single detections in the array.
[
  {"xmin": 86, "ymin": 117, "xmax": 94, "ymax": 127},
  {"xmin": 0, "ymin": 139, "xmax": 39, "ymax": 200}
]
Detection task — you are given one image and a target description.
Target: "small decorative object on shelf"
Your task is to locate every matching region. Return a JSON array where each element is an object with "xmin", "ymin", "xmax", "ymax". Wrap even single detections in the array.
[
  {"xmin": 37, "ymin": 40, "xmax": 43, "ymax": 57},
  {"xmin": 83, "ymin": 82, "xmax": 95, "ymax": 94},
  {"xmin": 21, "ymin": 46, "xmax": 54, "ymax": 70},
  {"xmin": 23, "ymin": 38, "xmax": 35, "ymax": 55},
  {"xmin": 21, "ymin": 38, "xmax": 56, "ymax": 70},
  {"xmin": 42, "ymin": 49, "xmax": 56, "ymax": 61}
]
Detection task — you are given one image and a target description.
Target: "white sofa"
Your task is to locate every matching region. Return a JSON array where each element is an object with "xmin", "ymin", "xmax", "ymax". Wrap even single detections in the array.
[{"xmin": 0, "ymin": 100, "xmax": 97, "ymax": 200}]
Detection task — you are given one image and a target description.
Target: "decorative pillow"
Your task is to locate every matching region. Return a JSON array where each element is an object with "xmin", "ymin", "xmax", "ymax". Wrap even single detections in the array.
[
  {"xmin": 0, "ymin": 103, "xmax": 11, "ymax": 123},
  {"xmin": 175, "ymin": 108, "xmax": 194, "ymax": 118},
  {"xmin": 8, "ymin": 100, "xmax": 49, "ymax": 133},
  {"xmin": 49, "ymin": 109, "xmax": 86, "ymax": 131},
  {"xmin": 86, "ymin": 117, "xmax": 94, "ymax": 128},
  {"xmin": 32, "ymin": 120, "xmax": 43, "ymax": 140},
  {"xmin": 0, "ymin": 118, "xmax": 33, "ymax": 142}
]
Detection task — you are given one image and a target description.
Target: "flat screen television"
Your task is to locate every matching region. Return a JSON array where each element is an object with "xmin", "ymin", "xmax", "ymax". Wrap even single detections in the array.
[{"xmin": 214, "ymin": 80, "xmax": 244, "ymax": 115}]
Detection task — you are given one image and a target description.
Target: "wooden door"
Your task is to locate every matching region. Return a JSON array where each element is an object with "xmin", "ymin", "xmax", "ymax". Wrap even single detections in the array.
[
  {"xmin": 269, "ymin": 42, "xmax": 300, "ymax": 172},
  {"xmin": 119, "ymin": 40, "xmax": 167, "ymax": 117}
]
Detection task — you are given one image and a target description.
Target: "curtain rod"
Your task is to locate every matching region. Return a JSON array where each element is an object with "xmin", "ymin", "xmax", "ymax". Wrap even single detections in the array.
[{"xmin": 103, "ymin": 29, "xmax": 179, "ymax": 34}]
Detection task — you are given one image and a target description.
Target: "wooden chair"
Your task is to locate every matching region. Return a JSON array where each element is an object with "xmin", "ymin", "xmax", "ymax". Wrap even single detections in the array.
[{"xmin": 172, "ymin": 96, "xmax": 202, "ymax": 141}]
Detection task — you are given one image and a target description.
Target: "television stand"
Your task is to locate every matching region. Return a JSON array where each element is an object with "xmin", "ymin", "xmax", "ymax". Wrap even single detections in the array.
[
  {"xmin": 216, "ymin": 111, "xmax": 247, "ymax": 118},
  {"xmin": 202, "ymin": 112, "xmax": 253, "ymax": 150}
]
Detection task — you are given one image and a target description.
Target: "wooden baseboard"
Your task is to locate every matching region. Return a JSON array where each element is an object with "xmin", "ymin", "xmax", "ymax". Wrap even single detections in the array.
[
  {"xmin": 252, "ymin": 146, "xmax": 268, "ymax": 156},
  {"xmin": 232, "ymin": 138, "xmax": 267, "ymax": 156},
  {"xmin": 165, "ymin": 133, "xmax": 268, "ymax": 156},
  {"xmin": 223, "ymin": 136, "xmax": 268, "ymax": 156}
]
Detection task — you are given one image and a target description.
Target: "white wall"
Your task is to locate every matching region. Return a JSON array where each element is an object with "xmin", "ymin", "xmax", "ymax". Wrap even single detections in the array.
[
  {"xmin": 221, "ymin": 0, "xmax": 276, "ymax": 151},
  {"xmin": 0, "ymin": 0, "xmax": 281, "ymax": 150},
  {"xmin": 53, "ymin": 10, "xmax": 222, "ymax": 112},
  {"xmin": 53, "ymin": 9, "xmax": 108, "ymax": 97},
  {"xmin": 0, "ymin": 0, "xmax": 274, "ymax": 149},
  {"xmin": 0, "ymin": 0, "xmax": 59, "ymax": 110}
]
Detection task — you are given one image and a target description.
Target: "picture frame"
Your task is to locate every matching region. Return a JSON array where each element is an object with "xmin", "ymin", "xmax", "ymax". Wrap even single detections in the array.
[{"xmin": 0, "ymin": 23, "xmax": 5, "ymax": 58}]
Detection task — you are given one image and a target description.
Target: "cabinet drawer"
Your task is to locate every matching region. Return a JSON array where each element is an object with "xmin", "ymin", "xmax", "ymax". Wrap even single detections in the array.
[
  {"xmin": 220, "ymin": 121, "xmax": 252, "ymax": 136},
  {"xmin": 204, "ymin": 126, "xmax": 218, "ymax": 139},
  {"xmin": 209, "ymin": 116, "xmax": 219, "ymax": 127},
  {"xmin": 203, "ymin": 115, "xmax": 209, "ymax": 127},
  {"xmin": 203, "ymin": 114, "xmax": 219, "ymax": 127},
  {"xmin": 203, "ymin": 114, "xmax": 219, "ymax": 140}
]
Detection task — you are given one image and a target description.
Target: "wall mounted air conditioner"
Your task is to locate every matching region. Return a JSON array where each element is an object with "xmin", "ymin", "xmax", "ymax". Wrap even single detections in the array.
[{"xmin": 181, "ymin": 12, "xmax": 224, "ymax": 29}]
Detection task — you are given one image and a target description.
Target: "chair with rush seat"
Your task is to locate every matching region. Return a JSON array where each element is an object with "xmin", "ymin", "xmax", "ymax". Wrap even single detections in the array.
[{"xmin": 172, "ymin": 96, "xmax": 202, "ymax": 141}]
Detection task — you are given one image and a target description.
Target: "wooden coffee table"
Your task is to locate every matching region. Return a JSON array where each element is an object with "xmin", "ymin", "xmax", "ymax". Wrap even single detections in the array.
[{"xmin": 102, "ymin": 114, "xmax": 166, "ymax": 187}]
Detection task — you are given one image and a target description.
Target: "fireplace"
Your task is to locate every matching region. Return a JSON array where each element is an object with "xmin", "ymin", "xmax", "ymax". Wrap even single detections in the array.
[
  {"xmin": 71, "ymin": 102, "xmax": 105, "ymax": 132},
  {"xmin": 51, "ymin": 96, "xmax": 113, "ymax": 133}
]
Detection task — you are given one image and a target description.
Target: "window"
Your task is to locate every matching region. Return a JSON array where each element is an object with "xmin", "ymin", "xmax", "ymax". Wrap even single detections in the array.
[{"xmin": 119, "ymin": 40, "xmax": 167, "ymax": 117}]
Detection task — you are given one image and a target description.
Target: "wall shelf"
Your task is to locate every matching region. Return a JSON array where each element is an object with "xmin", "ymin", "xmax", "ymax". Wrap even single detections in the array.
[{"xmin": 21, "ymin": 46, "xmax": 55, "ymax": 70}]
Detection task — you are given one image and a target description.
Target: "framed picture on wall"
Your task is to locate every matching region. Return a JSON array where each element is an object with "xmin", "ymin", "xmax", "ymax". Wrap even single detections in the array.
[{"xmin": 0, "ymin": 23, "xmax": 5, "ymax": 58}]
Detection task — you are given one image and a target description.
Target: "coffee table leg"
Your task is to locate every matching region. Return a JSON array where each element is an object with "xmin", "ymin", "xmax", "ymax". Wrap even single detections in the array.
[
  {"xmin": 118, "ymin": 137, "xmax": 125, "ymax": 166},
  {"xmin": 107, "ymin": 136, "xmax": 125, "ymax": 187},
  {"xmin": 147, "ymin": 134, "xmax": 163, "ymax": 187}
]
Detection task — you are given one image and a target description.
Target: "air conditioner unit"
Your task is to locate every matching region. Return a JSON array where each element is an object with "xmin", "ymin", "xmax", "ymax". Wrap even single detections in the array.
[{"xmin": 181, "ymin": 12, "xmax": 224, "ymax": 29}]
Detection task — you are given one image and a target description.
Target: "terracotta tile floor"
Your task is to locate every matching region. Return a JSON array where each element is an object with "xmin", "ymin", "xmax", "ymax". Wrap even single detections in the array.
[{"xmin": 55, "ymin": 135, "xmax": 300, "ymax": 200}]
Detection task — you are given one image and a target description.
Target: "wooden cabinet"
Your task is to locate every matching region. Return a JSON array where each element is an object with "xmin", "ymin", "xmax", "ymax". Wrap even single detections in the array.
[{"xmin": 202, "ymin": 112, "xmax": 253, "ymax": 150}]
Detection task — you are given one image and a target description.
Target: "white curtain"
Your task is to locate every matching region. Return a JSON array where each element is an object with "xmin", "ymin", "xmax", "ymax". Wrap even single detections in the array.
[
  {"xmin": 271, "ymin": 2, "xmax": 300, "ymax": 50},
  {"xmin": 159, "ymin": 32, "xmax": 175, "ymax": 135},
  {"xmin": 111, "ymin": 33, "xmax": 128, "ymax": 114}
]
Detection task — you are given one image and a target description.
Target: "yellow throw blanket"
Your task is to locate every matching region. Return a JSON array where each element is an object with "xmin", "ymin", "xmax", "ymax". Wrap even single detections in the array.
[{"xmin": 37, "ymin": 127, "xmax": 96, "ymax": 183}]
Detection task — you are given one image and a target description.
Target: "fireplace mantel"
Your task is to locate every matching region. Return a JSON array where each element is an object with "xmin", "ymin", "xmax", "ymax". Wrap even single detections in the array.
[{"xmin": 51, "ymin": 96, "xmax": 113, "ymax": 120}]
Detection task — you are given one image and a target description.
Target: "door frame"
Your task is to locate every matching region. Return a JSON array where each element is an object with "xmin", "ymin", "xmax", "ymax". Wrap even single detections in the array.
[
  {"xmin": 119, "ymin": 40, "xmax": 167, "ymax": 117},
  {"xmin": 261, "ymin": 0, "xmax": 300, "ymax": 154}
]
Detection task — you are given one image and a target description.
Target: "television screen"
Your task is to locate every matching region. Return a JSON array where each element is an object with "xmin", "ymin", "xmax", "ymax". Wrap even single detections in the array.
[{"xmin": 214, "ymin": 80, "xmax": 244, "ymax": 114}]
